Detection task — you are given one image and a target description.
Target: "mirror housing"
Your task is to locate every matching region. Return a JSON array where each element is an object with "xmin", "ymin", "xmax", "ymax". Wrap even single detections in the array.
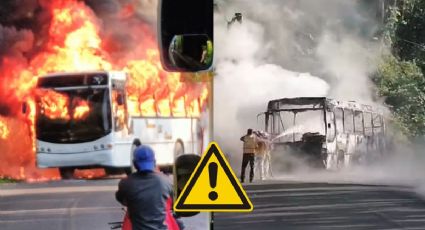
[
  {"xmin": 168, "ymin": 34, "xmax": 213, "ymax": 71},
  {"xmin": 158, "ymin": 0, "xmax": 213, "ymax": 72},
  {"xmin": 173, "ymin": 154, "xmax": 201, "ymax": 217},
  {"xmin": 117, "ymin": 94, "xmax": 124, "ymax": 106}
]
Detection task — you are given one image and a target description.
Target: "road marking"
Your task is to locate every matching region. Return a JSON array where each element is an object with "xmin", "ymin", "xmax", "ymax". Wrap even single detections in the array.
[{"xmin": 0, "ymin": 185, "xmax": 117, "ymax": 197}]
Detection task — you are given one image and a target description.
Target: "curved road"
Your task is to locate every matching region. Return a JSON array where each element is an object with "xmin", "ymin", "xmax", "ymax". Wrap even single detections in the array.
[
  {"xmin": 1, "ymin": 180, "xmax": 425, "ymax": 229},
  {"xmin": 215, "ymin": 181, "xmax": 425, "ymax": 230},
  {"xmin": 0, "ymin": 179, "xmax": 208, "ymax": 230}
]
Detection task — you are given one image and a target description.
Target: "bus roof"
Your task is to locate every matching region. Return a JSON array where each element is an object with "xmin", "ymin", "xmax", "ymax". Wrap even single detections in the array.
[
  {"xmin": 267, "ymin": 97, "xmax": 326, "ymax": 111},
  {"xmin": 39, "ymin": 71, "xmax": 126, "ymax": 79},
  {"xmin": 37, "ymin": 71, "xmax": 127, "ymax": 88},
  {"xmin": 267, "ymin": 97, "xmax": 385, "ymax": 114}
]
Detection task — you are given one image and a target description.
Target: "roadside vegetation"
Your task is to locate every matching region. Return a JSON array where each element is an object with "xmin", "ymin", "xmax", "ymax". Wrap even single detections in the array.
[
  {"xmin": 374, "ymin": 0, "xmax": 425, "ymax": 140},
  {"xmin": 0, "ymin": 178, "xmax": 16, "ymax": 184}
]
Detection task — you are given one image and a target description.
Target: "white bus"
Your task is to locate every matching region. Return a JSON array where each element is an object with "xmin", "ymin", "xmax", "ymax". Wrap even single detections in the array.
[
  {"xmin": 35, "ymin": 71, "xmax": 204, "ymax": 178},
  {"xmin": 258, "ymin": 97, "xmax": 387, "ymax": 170}
]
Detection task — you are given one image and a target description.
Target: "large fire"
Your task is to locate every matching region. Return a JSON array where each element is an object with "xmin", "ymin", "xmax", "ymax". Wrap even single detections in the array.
[
  {"xmin": 31, "ymin": 0, "xmax": 112, "ymax": 74},
  {"xmin": 37, "ymin": 90, "xmax": 92, "ymax": 121},
  {"xmin": 0, "ymin": 117, "xmax": 10, "ymax": 139},
  {"xmin": 72, "ymin": 98, "xmax": 90, "ymax": 120},
  {"xmin": 38, "ymin": 90, "xmax": 70, "ymax": 120},
  {"xmin": 0, "ymin": 0, "xmax": 209, "ymax": 181}
]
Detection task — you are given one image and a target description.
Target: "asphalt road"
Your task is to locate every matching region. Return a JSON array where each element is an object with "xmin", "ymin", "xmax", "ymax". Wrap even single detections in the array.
[
  {"xmin": 2, "ymin": 179, "xmax": 425, "ymax": 230},
  {"xmin": 214, "ymin": 181, "xmax": 425, "ymax": 230},
  {"xmin": 0, "ymin": 179, "xmax": 209, "ymax": 230}
]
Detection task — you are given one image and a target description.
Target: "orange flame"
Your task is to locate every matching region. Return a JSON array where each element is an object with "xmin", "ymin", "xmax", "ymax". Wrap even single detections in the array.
[
  {"xmin": 112, "ymin": 91, "xmax": 126, "ymax": 128},
  {"xmin": 0, "ymin": 0, "xmax": 210, "ymax": 181},
  {"xmin": 38, "ymin": 90, "xmax": 70, "ymax": 120},
  {"xmin": 72, "ymin": 98, "xmax": 90, "ymax": 120},
  {"xmin": 0, "ymin": 116, "xmax": 59, "ymax": 181},
  {"xmin": 0, "ymin": 117, "xmax": 10, "ymax": 139},
  {"xmin": 31, "ymin": 0, "xmax": 111, "ymax": 75}
]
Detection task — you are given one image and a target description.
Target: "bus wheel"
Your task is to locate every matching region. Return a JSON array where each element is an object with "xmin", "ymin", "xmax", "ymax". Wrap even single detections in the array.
[
  {"xmin": 59, "ymin": 167, "xmax": 74, "ymax": 180},
  {"xmin": 174, "ymin": 139, "xmax": 185, "ymax": 158},
  {"xmin": 105, "ymin": 168, "xmax": 122, "ymax": 176},
  {"xmin": 124, "ymin": 167, "xmax": 132, "ymax": 175}
]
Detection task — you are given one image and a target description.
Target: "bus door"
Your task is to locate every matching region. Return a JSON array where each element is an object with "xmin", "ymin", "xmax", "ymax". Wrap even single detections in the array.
[
  {"xmin": 111, "ymin": 79, "xmax": 128, "ymax": 137},
  {"xmin": 325, "ymin": 108, "xmax": 337, "ymax": 159}
]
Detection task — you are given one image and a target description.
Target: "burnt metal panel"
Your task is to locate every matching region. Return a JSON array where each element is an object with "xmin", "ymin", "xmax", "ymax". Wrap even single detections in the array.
[{"xmin": 267, "ymin": 97, "xmax": 326, "ymax": 112}]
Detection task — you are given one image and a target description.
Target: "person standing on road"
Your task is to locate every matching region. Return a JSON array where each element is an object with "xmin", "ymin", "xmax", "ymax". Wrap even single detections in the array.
[
  {"xmin": 254, "ymin": 131, "xmax": 273, "ymax": 180},
  {"xmin": 255, "ymin": 139, "xmax": 267, "ymax": 181},
  {"xmin": 116, "ymin": 145, "xmax": 182, "ymax": 230},
  {"xmin": 240, "ymin": 128, "xmax": 258, "ymax": 183}
]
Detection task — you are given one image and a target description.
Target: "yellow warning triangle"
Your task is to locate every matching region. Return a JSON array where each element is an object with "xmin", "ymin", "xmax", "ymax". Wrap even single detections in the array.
[{"xmin": 174, "ymin": 142, "xmax": 253, "ymax": 212}]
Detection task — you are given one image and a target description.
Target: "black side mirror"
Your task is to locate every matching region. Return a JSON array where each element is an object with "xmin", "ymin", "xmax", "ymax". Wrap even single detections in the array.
[
  {"xmin": 173, "ymin": 154, "xmax": 201, "ymax": 217},
  {"xmin": 168, "ymin": 34, "xmax": 213, "ymax": 71},
  {"xmin": 158, "ymin": 0, "xmax": 213, "ymax": 72},
  {"xmin": 117, "ymin": 94, "xmax": 124, "ymax": 106}
]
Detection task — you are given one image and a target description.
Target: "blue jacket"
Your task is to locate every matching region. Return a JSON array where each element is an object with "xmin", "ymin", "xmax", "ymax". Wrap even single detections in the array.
[{"xmin": 116, "ymin": 172, "xmax": 173, "ymax": 230}]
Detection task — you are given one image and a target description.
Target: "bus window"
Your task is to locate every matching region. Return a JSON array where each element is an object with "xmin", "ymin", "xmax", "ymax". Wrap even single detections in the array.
[
  {"xmin": 344, "ymin": 109, "xmax": 354, "ymax": 133},
  {"xmin": 112, "ymin": 90, "xmax": 126, "ymax": 132},
  {"xmin": 335, "ymin": 108, "xmax": 344, "ymax": 134},
  {"xmin": 326, "ymin": 111, "xmax": 335, "ymax": 141},
  {"xmin": 364, "ymin": 112, "xmax": 372, "ymax": 136},
  {"xmin": 372, "ymin": 113, "xmax": 382, "ymax": 134},
  {"xmin": 265, "ymin": 114, "xmax": 272, "ymax": 134},
  {"xmin": 272, "ymin": 112, "xmax": 286, "ymax": 142},
  {"xmin": 354, "ymin": 111, "xmax": 364, "ymax": 134},
  {"xmin": 273, "ymin": 113, "xmax": 281, "ymax": 135}
]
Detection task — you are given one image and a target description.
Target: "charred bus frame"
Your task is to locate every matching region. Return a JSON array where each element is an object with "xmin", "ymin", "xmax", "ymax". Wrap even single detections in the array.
[{"xmin": 260, "ymin": 97, "xmax": 387, "ymax": 170}]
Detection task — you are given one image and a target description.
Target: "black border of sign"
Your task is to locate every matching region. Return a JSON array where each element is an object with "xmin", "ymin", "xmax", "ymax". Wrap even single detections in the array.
[{"xmin": 175, "ymin": 143, "xmax": 252, "ymax": 210}]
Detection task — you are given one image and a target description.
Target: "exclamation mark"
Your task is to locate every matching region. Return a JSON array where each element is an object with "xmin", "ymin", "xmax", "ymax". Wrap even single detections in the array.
[{"xmin": 208, "ymin": 162, "xmax": 218, "ymax": 201}]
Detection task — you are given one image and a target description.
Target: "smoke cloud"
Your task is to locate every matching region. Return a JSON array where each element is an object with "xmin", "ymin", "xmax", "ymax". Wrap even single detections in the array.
[
  {"xmin": 0, "ymin": 25, "xmax": 34, "ymax": 116},
  {"xmin": 213, "ymin": 0, "xmax": 384, "ymax": 167},
  {"xmin": 213, "ymin": 1, "xmax": 425, "ymax": 199},
  {"xmin": 273, "ymin": 143, "xmax": 425, "ymax": 199},
  {"xmin": 85, "ymin": 0, "xmax": 158, "ymax": 65}
]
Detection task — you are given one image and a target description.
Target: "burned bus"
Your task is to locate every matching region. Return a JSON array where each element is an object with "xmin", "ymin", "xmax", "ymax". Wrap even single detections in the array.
[
  {"xmin": 34, "ymin": 71, "xmax": 204, "ymax": 178},
  {"xmin": 258, "ymin": 97, "xmax": 387, "ymax": 170}
]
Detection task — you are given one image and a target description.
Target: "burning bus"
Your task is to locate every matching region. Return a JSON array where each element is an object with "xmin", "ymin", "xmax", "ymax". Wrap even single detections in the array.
[
  {"xmin": 258, "ymin": 97, "xmax": 387, "ymax": 170},
  {"xmin": 34, "ymin": 71, "xmax": 205, "ymax": 179}
]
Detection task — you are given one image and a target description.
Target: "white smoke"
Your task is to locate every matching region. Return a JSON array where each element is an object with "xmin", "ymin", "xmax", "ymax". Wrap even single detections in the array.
[
  {"xmin": 213, "ymin": 4, "xmax": 329, "ymax": 166},
  {"xmin": 317, "ymin": 33, "xmax": 381, "ymax": 104},
  {"xmin": 213, "ymin": 0, "xmax": 383, "ymax": 168},
  {"xmin": 133, "ymin": 0, "xmax": 158, "ymax": 26},
  {"xmin": 273, "ymin": 145, "xmax": 425, "ymax": 198},
  {"xmin": 212, "ymin": 1, "xmax": 425, "ymax": 199}
]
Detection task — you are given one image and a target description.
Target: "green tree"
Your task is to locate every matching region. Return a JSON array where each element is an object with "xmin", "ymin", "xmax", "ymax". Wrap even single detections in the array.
[
  {"xmin": 392, "ymin": 0, "xmax": 425, "ymax": 72},
  {"xmin": 374, "ymin": 55, "xmax": 425, "ymax": 137},
  {"xmin": 375, "ymin": 0, "xmax": 425, "ymax": 138}
]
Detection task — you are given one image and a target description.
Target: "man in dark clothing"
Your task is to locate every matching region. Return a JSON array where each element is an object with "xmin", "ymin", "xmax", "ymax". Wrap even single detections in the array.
[
  {"xmin": 116, "ymin": 145, "xmax": 176, "ymax": 230},
  {"xmin": 240, "ymin": 128, "xmax": 258, "ymax": 183}
]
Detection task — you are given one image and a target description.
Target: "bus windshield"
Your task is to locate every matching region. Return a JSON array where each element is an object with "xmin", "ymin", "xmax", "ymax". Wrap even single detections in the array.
[
  {"xmin": 268, "ymin": 110, "xmax": 325, "ymax": 143},
  {"xmin": 36, "ymin": 88, "xmax": 112, "ymax": 144}
]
